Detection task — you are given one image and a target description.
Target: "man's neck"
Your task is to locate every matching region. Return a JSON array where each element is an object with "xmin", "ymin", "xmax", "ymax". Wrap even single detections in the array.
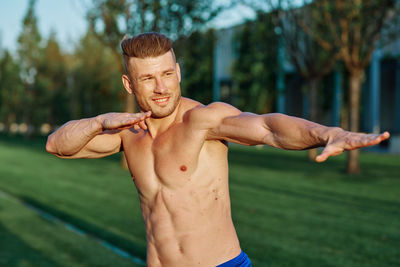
[{"xmin": 144, "ymin": 100, "xmax": 182, "ymax": 138}]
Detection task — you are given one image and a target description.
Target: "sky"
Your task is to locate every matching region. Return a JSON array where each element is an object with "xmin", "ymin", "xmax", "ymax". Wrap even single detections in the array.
[
  {"xmin": 0, "ymin": 0, "xmax": 87, "ymax": 52},
  {"xmin": 0, "ymin": 0, "xmax": 255, "ymax": 53}
]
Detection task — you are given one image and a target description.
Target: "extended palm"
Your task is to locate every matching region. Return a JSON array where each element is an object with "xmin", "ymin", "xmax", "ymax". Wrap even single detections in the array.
[{"xmin": 316, "ymin": 131, "xmax": 390, "ymax": 162}]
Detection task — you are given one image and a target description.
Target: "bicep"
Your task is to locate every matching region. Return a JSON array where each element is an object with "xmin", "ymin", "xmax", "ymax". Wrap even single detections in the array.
[{"xmin": 203, "ymin": 104, "xmax": 272, "ymax": 146}]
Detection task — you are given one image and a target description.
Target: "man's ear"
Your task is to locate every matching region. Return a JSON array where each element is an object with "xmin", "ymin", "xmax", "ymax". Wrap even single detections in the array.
[
  {"xmin": 176, "ymin": 63, "xmax": 181, "ymax": 82},
  {"xmin": 122, "ymin": 74, "xmax": 133, "ymax": 94}
]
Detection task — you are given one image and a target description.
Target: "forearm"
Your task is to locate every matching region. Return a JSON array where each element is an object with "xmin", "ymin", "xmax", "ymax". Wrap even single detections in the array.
[
  {"xmin": 46, "ymin": 116, "xmax": 103, "ymax": 157},
  {"xmin": 263, "ymin": 113, "xmax": 344, "ymax": 150}
]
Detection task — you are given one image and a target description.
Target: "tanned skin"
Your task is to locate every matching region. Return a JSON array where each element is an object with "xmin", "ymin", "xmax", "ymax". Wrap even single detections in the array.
[{"xmin": 46, "ymin": 51, "xmax": 390, "ymax": 266}]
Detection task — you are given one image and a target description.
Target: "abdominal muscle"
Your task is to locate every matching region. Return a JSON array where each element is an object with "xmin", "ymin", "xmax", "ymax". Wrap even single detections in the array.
[{"xmin": 140, "ymin": 181, "xmax": 241, "ymax": 267}]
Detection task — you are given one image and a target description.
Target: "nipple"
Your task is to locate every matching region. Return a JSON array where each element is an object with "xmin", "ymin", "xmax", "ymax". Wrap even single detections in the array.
[
  {"xmin": 180, "ymin": 165, "xmax": 187, "ymax": 172},
  {"xmin": 131, "ymin": 175, "xmax": 135, "ymax": 181}
]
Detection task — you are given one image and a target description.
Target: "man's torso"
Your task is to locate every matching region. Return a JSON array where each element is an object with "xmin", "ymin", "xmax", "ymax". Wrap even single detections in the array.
[{"xmin": 120, "ymin": 98, "xmax": 241, "ymax": 266}]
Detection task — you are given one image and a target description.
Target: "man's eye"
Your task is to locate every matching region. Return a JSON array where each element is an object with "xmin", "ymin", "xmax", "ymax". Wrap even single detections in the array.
[{"xmin": 166, "ymin": 72, "xmax": 173, "ymax": 76}]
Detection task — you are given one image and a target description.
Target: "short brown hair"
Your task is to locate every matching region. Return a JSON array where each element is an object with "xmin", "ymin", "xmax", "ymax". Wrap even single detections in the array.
[{"xmin": 121, "ymin": 32, "xmax": 175, "ymax": 73}]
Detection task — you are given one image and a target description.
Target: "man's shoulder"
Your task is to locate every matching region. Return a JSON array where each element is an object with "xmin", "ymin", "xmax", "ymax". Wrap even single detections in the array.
[{"xmin": 180, "ymin": 98, "xmax": 242, "ymax": 130}]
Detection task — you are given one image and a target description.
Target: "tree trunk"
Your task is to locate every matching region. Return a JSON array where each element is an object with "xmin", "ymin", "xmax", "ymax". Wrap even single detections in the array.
[
  {"xmin": 308, "ymin": 79, "xmax": 319, "ymax": 161},
  {"xmin": 347, "ymin": 71, "xmax": 362, "ymax": 173}
]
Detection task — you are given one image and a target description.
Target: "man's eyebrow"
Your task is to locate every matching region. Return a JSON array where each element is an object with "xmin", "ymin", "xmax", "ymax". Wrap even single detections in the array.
[
  {"xmin": 137, "ymin": 73, "xmax": 152, "ymax": 79},
  {"xmin": 162, "ymin": 68, "xmax": 175, "ymax": 74}
]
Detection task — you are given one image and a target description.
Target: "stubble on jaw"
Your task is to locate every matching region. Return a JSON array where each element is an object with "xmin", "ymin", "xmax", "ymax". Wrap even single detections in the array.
[{"xmin": 135, "ymin": 91, "xmax": 182, "ymax": 119}]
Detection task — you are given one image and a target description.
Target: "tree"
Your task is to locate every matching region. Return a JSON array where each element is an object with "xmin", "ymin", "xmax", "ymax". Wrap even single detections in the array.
[
  {"xmin": 71, "ymin": 29, "xmax": 123, "ymax": 119},
  {"xmin": 231, "ymin": 11, "xmax": 278, "ymax": 114},
  {"xmin": 38, "ymin": 32, "xmax": 69, "ymax": 125},
  {"xmin": 275, "ymin": 3, "xmax": 339, "ymax": 160},
  {"xmin": 0, "ymin": 50, "xmax": 24, "ymax": 127},
  {"xmin": 17, "ymin": 0, "xmax": 43, "ymax": 134},
  {"xmin": 294, "ymin": 0, "xmax": 399, "ymax": 173},
  {"xmin": 174, "ymin": 29, "xmax": 216, "ymax": 104},
  {"xmin": 249, "ymin": 0, "xmax": 398, "ymax": 172}
]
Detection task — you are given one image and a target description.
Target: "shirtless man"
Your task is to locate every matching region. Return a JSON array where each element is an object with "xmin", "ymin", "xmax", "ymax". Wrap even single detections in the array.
[{"xmin": 46, "ymin": 32, "xmax": 390, "ymax": 267}]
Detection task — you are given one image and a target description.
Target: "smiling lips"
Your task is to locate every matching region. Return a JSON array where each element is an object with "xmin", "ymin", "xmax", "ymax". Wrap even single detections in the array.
[{"xmin": 153, "ymin": 96, "xmax": 170, "ymax": 105}]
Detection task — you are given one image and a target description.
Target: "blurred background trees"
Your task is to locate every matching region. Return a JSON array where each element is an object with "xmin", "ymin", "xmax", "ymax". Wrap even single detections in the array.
[
  {"xmin": 290, "ymin": 0, "xmax": 398, "ymax": 172},
  {"xmin": 231, "ymin": 11, "xmax": 277, "ymax": 114},
  {"xmin": 0, "ymin": 0, "xmax": 228, "ymax": 136},
  {"xmin": 243, "ymin": 0, "xmax": 399, "ymax": 172},
  {"xmin": 174, "ymin": 29, "xmax": 216, "ymax": 104},
  {"xmin": 0, "ymin": 0, "xmax": 398, "ymax": 172}
]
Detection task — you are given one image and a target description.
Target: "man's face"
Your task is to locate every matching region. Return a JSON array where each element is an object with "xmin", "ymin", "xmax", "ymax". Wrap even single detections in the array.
[{"xmin": 122, "ymin": 51, "xmax": 181, "ymax": 118}]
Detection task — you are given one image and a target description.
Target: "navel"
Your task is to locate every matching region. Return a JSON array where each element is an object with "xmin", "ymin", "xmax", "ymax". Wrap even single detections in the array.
[{"xmin": 180, "ymin": 165, "xmax": 187, "ymax": 172}]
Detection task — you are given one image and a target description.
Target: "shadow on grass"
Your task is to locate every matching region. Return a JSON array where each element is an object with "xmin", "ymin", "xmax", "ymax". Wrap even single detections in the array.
[
  {"xmin": 18, "ymin": 196, "xmax": 146, "ymax": 260},
  {"xmin": 0, "ymin": 222, "xmax": 60, "ymax": 267}
]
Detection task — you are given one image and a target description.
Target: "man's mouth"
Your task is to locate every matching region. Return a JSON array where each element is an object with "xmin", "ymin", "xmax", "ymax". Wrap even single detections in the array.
[{"xmin": 152, "ymin": 96, "xmax": 170, "ymax": 105}]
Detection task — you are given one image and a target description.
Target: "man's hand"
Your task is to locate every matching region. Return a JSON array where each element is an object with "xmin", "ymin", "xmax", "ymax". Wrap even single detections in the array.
[
  {"xmin": 96, "ymin": 111, "xmax": 151, "ymax": 131},
  {"xmin": 315, "ymin": 131, "xmax": 390, "ymax": 162}
]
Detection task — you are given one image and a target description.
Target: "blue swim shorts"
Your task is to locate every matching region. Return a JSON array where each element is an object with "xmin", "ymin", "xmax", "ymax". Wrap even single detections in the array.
[{"xmin": 216, "ymin": 250, "xmax": 252, "ymax": 267}]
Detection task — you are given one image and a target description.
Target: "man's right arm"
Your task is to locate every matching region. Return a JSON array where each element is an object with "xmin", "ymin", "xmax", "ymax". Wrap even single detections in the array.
[{"xmin": 46, "ymin": 112, "xmax": 151, "ymax": 159}]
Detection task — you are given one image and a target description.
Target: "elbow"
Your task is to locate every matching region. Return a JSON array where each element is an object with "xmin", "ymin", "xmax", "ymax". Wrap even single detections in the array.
[
  {"xmin": 45, "ymin": 136, "xmax": 56, "ymax": 155},
  {"xmin": 46, "ymin": 134, "xmax": 77, "ymax": 158},
  {"xmin": 46, "ymin": 134, "xmax": 62, "ymax": 156}
]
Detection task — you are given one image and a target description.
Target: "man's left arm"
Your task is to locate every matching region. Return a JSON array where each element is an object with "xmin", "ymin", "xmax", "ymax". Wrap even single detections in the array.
[{"xmin": 205, "ymin": 102, "xmax": 390, "ymax": 162}]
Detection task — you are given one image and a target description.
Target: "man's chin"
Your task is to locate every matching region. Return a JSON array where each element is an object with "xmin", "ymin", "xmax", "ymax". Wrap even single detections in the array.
[
  {"xmin": 150, "ymin": 109, "xmax": 175, "ymax": 118},
  {"xmin": 149, "ymin": 97, "xmax": 180, "ymax": 118}
]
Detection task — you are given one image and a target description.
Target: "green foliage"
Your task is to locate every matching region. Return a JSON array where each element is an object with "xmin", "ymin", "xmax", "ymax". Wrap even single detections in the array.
[
  {"xmin": 17, "ymin": 0, "xmax": 44, "ymax": 129},
  {"xmin": 231, "ymin": 12, "xmax": 278, "ymax": 113},
  {"xmin": 38, "ymin": 33, "xmax": 69, "ymax": 125},
  {"xmin": 0, "ymin": 51, "xmax": 24, "ymax": 125},
  {"xmin": 87, "ymin": 0, "xmax": 224, "ymax": 43},
  {"xmin": 70, "ymin": 30, "xmax": 124, "ymax": 119},
  {"xmin": 0, "ymin": 0, "xmax": 235, "ymax": 134},
  {"xmin": 174, "ymin": 30, "xmax": 216, "ymax": 104},
  {"xmin": 0, "ymin": 0, "xmax": 127, "ymax": 132}
]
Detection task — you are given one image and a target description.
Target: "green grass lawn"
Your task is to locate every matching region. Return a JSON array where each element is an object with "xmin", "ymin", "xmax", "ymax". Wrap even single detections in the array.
[
  {"xmin": 0, "ymin": 193, "xmax": 141, "ymax": 267},
  {"xmin": 0, "ymin": 135, "xmax": 399, "ymax": 266}
]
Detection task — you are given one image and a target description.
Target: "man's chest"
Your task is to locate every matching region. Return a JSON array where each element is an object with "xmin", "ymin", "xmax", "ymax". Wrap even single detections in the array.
[{"xmin": 122, "ymin": 126, "xmax": 208, "ymax": 190}]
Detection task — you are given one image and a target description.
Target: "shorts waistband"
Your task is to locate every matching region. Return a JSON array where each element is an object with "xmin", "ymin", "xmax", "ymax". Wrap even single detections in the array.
[{"xmin": 216, "ymin": 250, "xmax": 252, "ymax": 267}]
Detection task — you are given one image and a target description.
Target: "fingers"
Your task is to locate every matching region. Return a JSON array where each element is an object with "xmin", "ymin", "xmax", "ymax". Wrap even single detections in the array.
[
  {"xmin": 379, "ymin": 131, "xmax": 390, "ymax": 141},
  {"xmin": 316, "ymin": 131, "xmax": 390, "ymax": 163},
  {"xmin": 315, "ymin": 152, "xmax": 328, "ymax": 163},
  {"xmin": 123, "ymin": 112, "xmax": 150, "ymax": 129},
  {"xmin": 103, "ymin": 111, "xmax": 151, "ymax": 130},
  {"xmin": 136, "ymin": 111, "xmax": 151, "ymax": 130},
  {"xmin": 350, "ymin": 131, "xmax": 390, "ymax": 149},
  {"xmin": 138, "ymin": 120, "xmax": 148, "ymax": 130},
  {"xmin": 315, "ymin": 145, "xmax": 343, "ymax": 163}
]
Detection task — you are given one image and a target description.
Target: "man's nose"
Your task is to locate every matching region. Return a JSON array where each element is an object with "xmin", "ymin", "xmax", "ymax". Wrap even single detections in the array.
[{"xmin": 154, "ymin": 77, "xmax": 167, "ymax": 94}]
